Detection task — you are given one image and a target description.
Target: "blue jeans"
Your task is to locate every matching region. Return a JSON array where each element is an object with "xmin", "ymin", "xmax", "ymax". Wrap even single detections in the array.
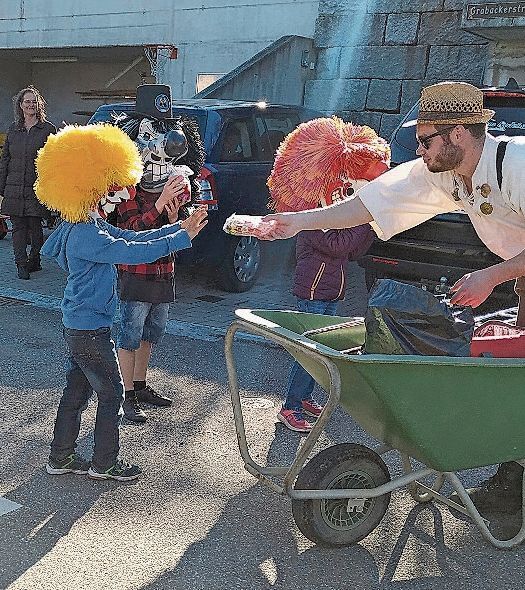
[
  {"xmin": 50, "ymin": 327, "xmax": 124, "ymax": 471},
  {"xmin": 283, "ymin": 298, "xmax": 339, "ymax": 411},
  {"xmin": 117, "ymin": 301, "xmax": 170, "ymax": 351}
]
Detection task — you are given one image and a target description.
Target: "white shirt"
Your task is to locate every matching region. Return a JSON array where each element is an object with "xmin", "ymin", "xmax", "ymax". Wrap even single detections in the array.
[{"xmin": 357, "ymin": 134, "xmax": 525, "ymax": 261}]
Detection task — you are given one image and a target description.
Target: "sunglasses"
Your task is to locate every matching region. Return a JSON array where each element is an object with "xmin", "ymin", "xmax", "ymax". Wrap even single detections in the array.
[{"xmin": 416, "ymin": 126, "xmax": 456, "ymax": 150}]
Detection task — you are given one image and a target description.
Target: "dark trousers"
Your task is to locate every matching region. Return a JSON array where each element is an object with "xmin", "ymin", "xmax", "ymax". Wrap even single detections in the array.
[
  {"xmin": 50, "ymin": 327, "xmax": 125, "ymax": 471},
  {"xmin": 10, "ymin": 215, "xmax": 43, "ymax": 265},
  {"xmin": 284, "ymin": 298, "xmax": 339, "ymax": 411}
]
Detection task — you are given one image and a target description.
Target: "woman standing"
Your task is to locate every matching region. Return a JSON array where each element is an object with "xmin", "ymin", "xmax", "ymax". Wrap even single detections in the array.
[{"xmin": 0, "ymin": 86, "xmax": 56, "ymax": 279}]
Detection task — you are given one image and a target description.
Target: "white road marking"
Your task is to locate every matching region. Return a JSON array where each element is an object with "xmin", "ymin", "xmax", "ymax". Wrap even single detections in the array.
[{"xmin": 0, "ymin": 497, "xmax": 22, "ymax": 517}]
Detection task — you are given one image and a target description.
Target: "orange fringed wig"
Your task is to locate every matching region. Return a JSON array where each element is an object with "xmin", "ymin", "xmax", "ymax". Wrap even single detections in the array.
[
  {"xmin": 35, "ymin": 124, "xmax": 143, "ymax": 222},
  {"xmin": 267, "ymin": 117, "xmax": 390, "ymax": 213}
]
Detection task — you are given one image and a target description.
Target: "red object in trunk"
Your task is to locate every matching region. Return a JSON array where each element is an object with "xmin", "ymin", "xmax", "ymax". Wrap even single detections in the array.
[{"xmin": 470, "ymin": 320, "xmax": 525, "ymax": 358}]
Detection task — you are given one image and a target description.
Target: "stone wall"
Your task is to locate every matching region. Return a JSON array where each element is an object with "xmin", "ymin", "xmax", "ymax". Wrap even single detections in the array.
[{"xmin": 305, "ymin": 0, "xmax": 489, "ymax": 139}]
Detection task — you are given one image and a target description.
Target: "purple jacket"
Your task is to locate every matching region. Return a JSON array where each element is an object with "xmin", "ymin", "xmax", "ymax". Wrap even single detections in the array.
[{"xmin": 293, "ymin": 225, "xmax": 374, "ymax": 301}]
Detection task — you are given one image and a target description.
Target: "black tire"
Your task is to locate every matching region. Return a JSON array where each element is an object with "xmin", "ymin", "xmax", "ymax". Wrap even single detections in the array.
[
  {"xmin": 218, "ymin": 235, "xmax": 261, "ymax": 292},
  {"xmin": 291, "ymin": 443, "xmax": 391, "ymax": 547}
]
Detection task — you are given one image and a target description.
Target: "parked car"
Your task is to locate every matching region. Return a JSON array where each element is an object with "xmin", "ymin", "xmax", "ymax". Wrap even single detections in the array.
[
  {"xmin": 89, "ymin": 99, "xmax": 322, "ymax": 292},
  {"xmin": 359, "ymin": 79, "xmax": 525, "ymax": 308}
]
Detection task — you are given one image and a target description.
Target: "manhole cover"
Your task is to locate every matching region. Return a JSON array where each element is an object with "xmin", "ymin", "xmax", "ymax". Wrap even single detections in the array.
[
  {"xmin": 241, "ymin": 397, "xmax": 274, "ymax": 410},
  {"xmin": 0, "ymin": 296, "xmax": 29, "ymax": 307},
  {"xmin": 196, "ymin": 294, "xmax": 225, "ymax": 303}
]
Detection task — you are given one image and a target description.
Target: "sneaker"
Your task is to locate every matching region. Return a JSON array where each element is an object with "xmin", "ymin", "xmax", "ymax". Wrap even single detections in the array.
[
  {"xmin": 122, "ymin": 392, "xmax": 147, "ymax": 423},
  {"xmin": 449, "ymin": 461, "xmax": 523, "ymax": 516},
  {"xmin": 46, "ymin": 453, "xmax": 90, "ymax": 475},
  {"xmin": 277, "ymin": 408, "xmax": 313, "ymax": 433},
  {"xmin": 301, "ymin": 398, "xmax": 324, "ymax": 418},
  {"xmin": 88, "ymin": 459, "xmax": 141, "ymax": 482},
  {"xmin": 16, "ymin": 264, "xmax": 30, "ymax": 280},
  {"xmin": 135, "ymin": 385, "xmax": 172, "ymax": 407},
  {"xmin": 27, "ymin": 258, "xmax": 42, "ymax": 272}
]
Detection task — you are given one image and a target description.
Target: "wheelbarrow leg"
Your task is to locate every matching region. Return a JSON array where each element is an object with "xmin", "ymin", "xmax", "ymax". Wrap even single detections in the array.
[
  {"xmin": 401, "ymin": 454, "xmax": 446, "ymax": 503},
  {"xmin": 445, "ymin": 468, "xmax": 525, "ymax": 549},
  {"xmin": 225, "ymin": 319, "xmax": 342, "ymax": 493}
]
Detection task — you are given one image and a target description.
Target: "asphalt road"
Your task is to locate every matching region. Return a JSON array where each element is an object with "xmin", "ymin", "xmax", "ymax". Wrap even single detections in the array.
[{"xmin": 1, "ymin": 303, "xmax": 524, "ymax": 590}]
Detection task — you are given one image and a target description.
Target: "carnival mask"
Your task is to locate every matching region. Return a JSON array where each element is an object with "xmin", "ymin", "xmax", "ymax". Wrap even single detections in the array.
[
  {"xmin": 320, "ymin": 178, "xmax": 369, "ymax": 207},
  {"xmin": 98, "ymin": 186, "xmax": 136, "ymax": 217},
  {"xmin": 135, "ymin": 118, "xmax": 189, "ymax": 192}
]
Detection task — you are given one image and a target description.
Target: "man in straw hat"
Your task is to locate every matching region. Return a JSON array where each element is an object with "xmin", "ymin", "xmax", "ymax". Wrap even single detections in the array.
[{"xmin": 249, "ymin": 81, "xmax": 525, "ymax": 517}]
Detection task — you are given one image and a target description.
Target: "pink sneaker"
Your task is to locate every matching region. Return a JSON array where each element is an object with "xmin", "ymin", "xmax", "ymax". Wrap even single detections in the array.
[
  {"xmin": 277, "ymin": 408, "xmax": 313, "ymax": 433},
  {"xmin": 301, "ymin": 399, "xmax": 324, "ymax": 418}
]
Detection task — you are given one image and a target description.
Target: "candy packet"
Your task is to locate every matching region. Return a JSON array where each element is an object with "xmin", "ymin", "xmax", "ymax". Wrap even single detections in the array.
[
  {"xmin": 170, "ymin": 164, "xmax": 194, "ymax": 205},
  {"xmin": 223, "ymin": 213, "xmax": 276, "ymax": 238}
]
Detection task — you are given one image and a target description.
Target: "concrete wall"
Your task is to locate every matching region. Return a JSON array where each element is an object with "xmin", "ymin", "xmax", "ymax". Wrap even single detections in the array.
[
  {"xmin": 305, "ymin": 0, "xmax": 490, "ymax": 139},
  {"xmin": 0, "ymin": 61, "xmax": 30, "ymax": 131},
  {"xmin": 0, "ymin": 1, "xmax": 320, "ymax": 99},
  {"xmin": 194, "ymin": 36, "xmax": 317, "ymax": 105},
  {"xmin": 31, "ymin": 62, "xmax": 143, "ymax": 126},
  {"xmin": 0, "ymin": 55, "xmax": 148, "ymax": 131},
  {"xmin": 485, "ymin": 41, "xmax": 525, "ymax": 86}
]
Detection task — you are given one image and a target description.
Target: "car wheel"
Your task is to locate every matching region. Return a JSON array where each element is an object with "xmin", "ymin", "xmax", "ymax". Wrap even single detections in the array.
[
  {"xmin": 291, "ymin": 443, "xmax": 391, "ymax": 547},
  {"xmin": 218, "ymin": 235, "xmax": 261, "ymax": 292}
]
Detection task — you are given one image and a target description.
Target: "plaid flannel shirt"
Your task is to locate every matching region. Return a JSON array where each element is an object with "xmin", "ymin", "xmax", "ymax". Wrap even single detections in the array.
[{"xmin": 116, "ymin": 188, "xmax": 175, "ymax": 280}]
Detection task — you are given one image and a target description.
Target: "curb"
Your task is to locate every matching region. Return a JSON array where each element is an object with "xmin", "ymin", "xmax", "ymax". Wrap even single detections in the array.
[{"xmin": 0, "ymin": 285, "xmax": 273, "ymax": 347}]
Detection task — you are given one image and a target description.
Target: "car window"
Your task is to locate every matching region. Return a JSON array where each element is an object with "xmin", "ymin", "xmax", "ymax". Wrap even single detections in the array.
[
  {"xmin": 484, "ymin": 96, "xmax": 525, "ymax": 136},
  {"xmin": 219, "ymin": 119, "xmax": 258, "ymax": 162},
  {"xmin": 255, "ymin": 113, "xmax": 301, "ymax": 161},
  {"xmin": 393, "ymin": 94, "xmax": 525, "ymax": 152}
]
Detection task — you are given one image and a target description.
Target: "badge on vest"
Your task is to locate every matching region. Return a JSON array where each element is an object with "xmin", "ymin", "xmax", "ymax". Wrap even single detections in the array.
[{"xmin": 476, "ymin": 183, "xmax": 493, "ymax": 215}]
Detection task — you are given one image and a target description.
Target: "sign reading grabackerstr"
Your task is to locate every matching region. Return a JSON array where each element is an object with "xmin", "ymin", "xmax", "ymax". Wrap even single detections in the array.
[{"xmin": 466, "ymin": 2, "xmax": 525, "ymax": 18}]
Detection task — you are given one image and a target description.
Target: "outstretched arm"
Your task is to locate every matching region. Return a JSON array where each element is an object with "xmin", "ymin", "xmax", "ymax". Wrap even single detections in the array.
[{"xmin": 261, "ymin": 197, "xmax": 373, "ymax": 240}]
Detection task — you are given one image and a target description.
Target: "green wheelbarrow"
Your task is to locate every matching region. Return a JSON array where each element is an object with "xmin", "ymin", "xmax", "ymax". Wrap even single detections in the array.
[{"xmin": 225, "ymin": 309, "xmax": 525, "ymax": 549}]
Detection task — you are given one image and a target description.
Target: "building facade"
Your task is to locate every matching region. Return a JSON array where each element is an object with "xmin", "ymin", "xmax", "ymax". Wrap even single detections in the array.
[
  {"xmin": 0, "ymin": 1, "xmax": 523, "ymax": 138},
  {"xmin": 305, "ymin": 0, "xmax": 525, "ymax": 138},
  {"xmin": 0, "ymin": 0, "xmax": 319, "ymax": 127}
]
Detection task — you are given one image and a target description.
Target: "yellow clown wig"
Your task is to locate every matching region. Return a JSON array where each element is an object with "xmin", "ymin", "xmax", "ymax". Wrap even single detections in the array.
[{"xmin": 35, "ymin": 124, "xmax": 143, "ymax": 222}]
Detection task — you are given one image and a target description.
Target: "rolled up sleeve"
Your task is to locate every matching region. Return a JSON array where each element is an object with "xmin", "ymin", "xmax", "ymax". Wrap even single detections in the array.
[{"xmin": 357, "ymin": 159, "xmax": 459, "ymax": 241}]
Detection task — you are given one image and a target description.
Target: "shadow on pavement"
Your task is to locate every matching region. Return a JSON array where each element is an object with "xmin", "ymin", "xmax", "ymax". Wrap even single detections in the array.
[
  {"xmin": 0, "ymin": 435, "xmax": 113, "ymax": 588},
  {"xmin": 140, "ymin": 426, "xmax": 380, "ymax": 590}
]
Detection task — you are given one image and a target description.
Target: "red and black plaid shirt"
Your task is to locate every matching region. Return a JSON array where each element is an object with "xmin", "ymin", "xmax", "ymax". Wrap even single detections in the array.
[{"xmin": 116, "ymin": 188, "xmax": 174, "ymax": 280}]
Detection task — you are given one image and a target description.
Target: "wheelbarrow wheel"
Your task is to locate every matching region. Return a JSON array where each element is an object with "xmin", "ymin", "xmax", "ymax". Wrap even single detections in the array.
[{"xmin": 291, "ymin": 443, "xmax": 390, "ymax": 547}]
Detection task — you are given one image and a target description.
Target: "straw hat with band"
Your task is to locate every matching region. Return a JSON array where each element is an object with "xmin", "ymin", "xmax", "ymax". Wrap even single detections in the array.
[{"xmin": 417, "ymin": 82, "xmax": 494, "ymax": 126}]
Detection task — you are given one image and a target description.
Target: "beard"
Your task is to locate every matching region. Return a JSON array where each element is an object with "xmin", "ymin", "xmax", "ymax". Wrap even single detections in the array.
[{"xmin": 426, "ymin": 141, "xmax": 464, "ymax": 173}]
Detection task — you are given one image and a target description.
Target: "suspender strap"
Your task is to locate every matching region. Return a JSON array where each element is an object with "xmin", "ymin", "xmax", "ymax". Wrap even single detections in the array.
[{"xmin": 496, "ymin": 140, "xmax": 508, "ymax": 191}]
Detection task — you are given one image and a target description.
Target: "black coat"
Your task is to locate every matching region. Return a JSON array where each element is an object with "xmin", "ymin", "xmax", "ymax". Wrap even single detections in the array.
[{"xmin": 0, "ymin": 120, "xmax": 56, "ymax": 217}]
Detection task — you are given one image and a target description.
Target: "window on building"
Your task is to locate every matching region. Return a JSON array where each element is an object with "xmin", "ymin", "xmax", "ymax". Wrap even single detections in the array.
[{"xmin": 196, "ymin": 73, "xmax": 226, "ymax": 94}]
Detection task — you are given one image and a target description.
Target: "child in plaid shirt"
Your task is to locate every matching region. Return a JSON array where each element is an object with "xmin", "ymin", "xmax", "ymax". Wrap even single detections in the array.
[{"xmin": 116, "ymin": 175, "xmax": 187, "ymax": 422}]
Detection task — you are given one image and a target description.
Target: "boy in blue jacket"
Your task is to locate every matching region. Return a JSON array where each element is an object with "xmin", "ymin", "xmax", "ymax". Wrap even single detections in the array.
[{"xmin": 35, "ymin": 124, "xmax": 207, "ymax": 481}]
